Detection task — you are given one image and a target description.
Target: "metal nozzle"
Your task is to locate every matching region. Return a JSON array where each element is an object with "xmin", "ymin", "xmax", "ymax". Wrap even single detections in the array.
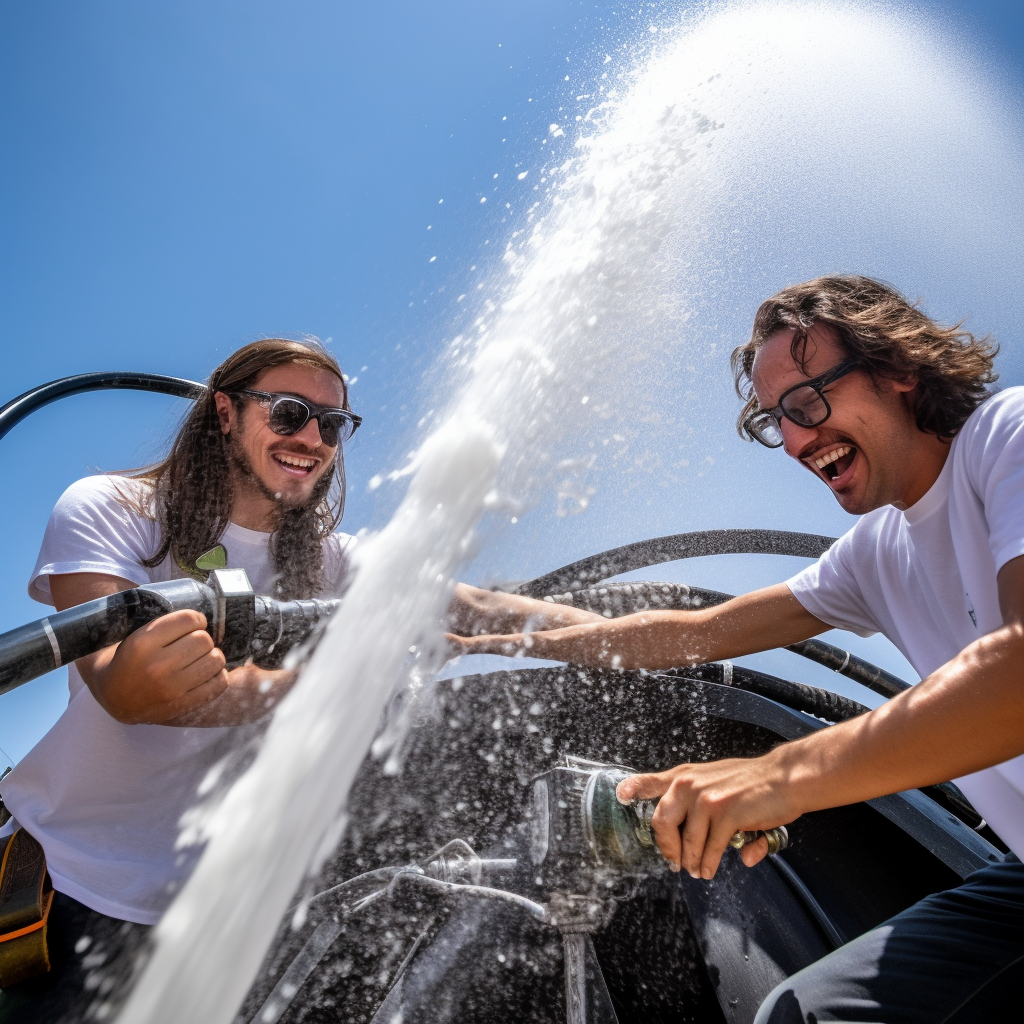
[{"xmin": 728, "ymin": 826, "xmax": 789, "ymax": 856}]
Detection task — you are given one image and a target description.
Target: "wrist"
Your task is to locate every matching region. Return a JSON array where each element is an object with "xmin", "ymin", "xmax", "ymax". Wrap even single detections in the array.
[{"xmin": 761, "ymin": 740, "xmax": 820, "ymax": 821}]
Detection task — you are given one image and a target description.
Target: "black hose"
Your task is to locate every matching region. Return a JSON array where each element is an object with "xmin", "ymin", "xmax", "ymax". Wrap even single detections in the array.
[
  {"xmin": 0, "ymin": 371, "xmax": 205, "ymax": 443},
  {"xmin": 250, "ymin": 595, "xmax": 340, "ymax": 669},
  {"xmin": 514, "ymin": 529, "xmax": 837, "ymax": 597},
  {"xmin": 0, "ymin": 579, "xmax": 215, "ymax": 697},
  {"xmin": 667, "ymin": 661, "xmax": 869, "ymax": 724},
  {"xmin": 0, "ymin": 578, "xmax": 340, "ymax": 694}
]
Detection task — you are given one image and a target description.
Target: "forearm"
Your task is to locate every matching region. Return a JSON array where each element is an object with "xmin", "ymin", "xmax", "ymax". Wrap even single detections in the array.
[
  {"xmin": 164, "ymin": 665, "xmax": 298, "ymax": 727},
  {"xmin": 453, "ymin": 584, "xmax": 826, "ymax": 669},
  {"xmin": 448, "ymin": 583, "xmax": 605, "ymax": 636},
  {"xmin": 779, "ymin": 624, "xmax": 1024, "ymax": 815}
]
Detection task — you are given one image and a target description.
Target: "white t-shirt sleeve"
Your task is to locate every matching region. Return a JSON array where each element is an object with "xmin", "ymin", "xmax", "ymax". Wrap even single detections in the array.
[
  {"xmin": 785, "ymin": 523, "xmax": 881, "ymax": 638},
  {"xmin": 29, "ymin": 475, "xmax": 161, "ymax": 606},
  {"xmin": 959, "ymin": 389, "xmax": 1024, "ymax": 575}
]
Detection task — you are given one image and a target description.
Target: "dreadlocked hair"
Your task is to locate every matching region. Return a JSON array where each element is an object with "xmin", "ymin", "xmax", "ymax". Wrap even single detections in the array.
[
  {"xmin": 123, "ymin": 338, "xmax": 350, "ymax": 600},
  {"xmin": 732, "ymin": 275, "xmax": 998, "ymax": 441}
]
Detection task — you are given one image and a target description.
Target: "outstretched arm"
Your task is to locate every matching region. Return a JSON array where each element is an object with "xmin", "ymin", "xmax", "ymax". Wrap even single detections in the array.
[
  {"xmin": 447, "ymin": 582, "xmax": 607, "ymax": 636},
  {"xmin": 616, "ymin": 555, "xmax": 1024, "ymax": 880},
  {"xmin": 448, "ymin": 582, "xmax": 827, "ymax": 670}
]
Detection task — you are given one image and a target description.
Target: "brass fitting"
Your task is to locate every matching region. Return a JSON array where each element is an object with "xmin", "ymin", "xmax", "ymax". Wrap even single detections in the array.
[{"xmin": 728, "ymin": 826, "xmax": 789, "ymax": 856}]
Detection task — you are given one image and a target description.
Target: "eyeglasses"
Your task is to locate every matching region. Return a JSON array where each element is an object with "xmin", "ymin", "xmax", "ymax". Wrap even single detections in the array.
[
  {"xmin": 231, "ymin": 389, "xmax": 362, "ymax": 448},
  {"xmin": 744, "ymin": 356, "xmax": 862, "ymax": 449}
]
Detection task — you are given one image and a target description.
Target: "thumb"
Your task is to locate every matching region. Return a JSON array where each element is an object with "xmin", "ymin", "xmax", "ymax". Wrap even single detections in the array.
[{"xmin": 616, "ymin": 770, "xmax": 673, "ymax": 804}]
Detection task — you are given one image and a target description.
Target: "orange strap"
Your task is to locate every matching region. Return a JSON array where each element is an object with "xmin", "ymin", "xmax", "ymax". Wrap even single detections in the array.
[{"xmin": 0, "ymin": 917, "xmax": 45, "ymax": 945}]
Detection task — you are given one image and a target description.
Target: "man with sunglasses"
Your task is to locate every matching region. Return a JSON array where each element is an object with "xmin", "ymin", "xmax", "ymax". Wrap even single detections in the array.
[
  {"xmin": 452, "ymin": 275, "xmax": 1024, "ymax": 1021},
  {"xmin": 0, "ymin": 338, "xmax": 367, "ymax": 1017}
]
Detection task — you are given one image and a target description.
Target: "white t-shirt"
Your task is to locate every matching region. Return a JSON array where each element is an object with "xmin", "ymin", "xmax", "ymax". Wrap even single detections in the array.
[
  {"xmin": 787, "ymin": 386, "xmax": 1024, "ymax": 859},
  {"xmin": 1, "ymin": 474, "xmax": 355, "ymax": 925}
]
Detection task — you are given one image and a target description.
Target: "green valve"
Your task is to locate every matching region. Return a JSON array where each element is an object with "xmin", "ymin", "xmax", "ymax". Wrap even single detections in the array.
[{"xmin": 195, "ymin": 544, "xmax": 228, "ymax": 571}]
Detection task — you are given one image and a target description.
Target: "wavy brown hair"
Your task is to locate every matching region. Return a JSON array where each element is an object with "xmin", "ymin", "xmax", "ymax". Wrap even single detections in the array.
[
  {"xmin": 732, "ymin": 275, "xmax": 998, "ymax": 441},
  {"xmin": 126, "ymin": 338, "xmax": 351, "ymax": 600}
]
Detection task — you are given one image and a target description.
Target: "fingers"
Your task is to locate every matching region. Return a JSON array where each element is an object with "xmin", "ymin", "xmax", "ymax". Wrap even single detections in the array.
[
  {"xmin": 444, "ymin": 633, "xmax": 526, "ymax": 657},
  {"xmin": 740, "ymin": 835, "xmax": 770, "ymax": 868},
  {"xmin": 158, "ymin": 629, "xmax": 219, "ymax": 675},
  {"xmin": 615, "ymin": 770, "xmax": 674, "ymax": 804},
  {"xmin": 138, "ymin": 609, "xmax": 209, "ymax": 647},
  {"xmin": 166, "ymin": 645, "xmax": 227, "ymax": 693},
  {"xmin": 616, "ymin": 764, "xmax": 783, "ymax": 879},
  {"xmin": 699, "ymin": 819, "xmax": 742, "ymax": 880},
  {"xmin": 106, "ymin": 613, "xmax": 228, "ymax": 723},
  {"xmin": 617, "ymin": 770, "xmax": 692, "ymax": 873},
  {"xmin": 150, "ymin": 670, "xmax": 230, "ymax": 724}
]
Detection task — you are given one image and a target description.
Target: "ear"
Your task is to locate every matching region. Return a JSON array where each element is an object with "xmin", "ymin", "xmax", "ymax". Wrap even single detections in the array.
[
  {"xmin": 213, "ymin": 391, "xmax": 236, "ymax": 436},
  {"xmin": 891, "ymin": 374, "xmax": 918, "ymax": 395}
]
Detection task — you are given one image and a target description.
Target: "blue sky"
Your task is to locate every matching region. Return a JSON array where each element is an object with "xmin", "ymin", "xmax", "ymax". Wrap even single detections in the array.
[{"xmin": 1, "ymin": 0, "xmax": 1022, "ymax": 764}]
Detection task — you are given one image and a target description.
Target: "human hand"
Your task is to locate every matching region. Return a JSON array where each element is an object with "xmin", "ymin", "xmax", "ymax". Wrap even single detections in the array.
[
  {"xmin": 92, "ymin": 609, "xmax": 228, "ymax": 724},
  {"xmin": 615, "ymin": 753, "xmax": 799, "ymax": 880},
  {"xmin": 164, "ymin": 665, "xmax": 298, "ymax": 727},
  {"xmin": 447, "ymin": 583, "xmax": 605, "ymax": 637},
  {"xmin": 444, "ymin": 630, "xmax": 532, "ymax": 660}
]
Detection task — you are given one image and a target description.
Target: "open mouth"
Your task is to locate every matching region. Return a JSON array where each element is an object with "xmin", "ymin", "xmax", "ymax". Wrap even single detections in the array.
[
  {"xmin": 272, "ymin": 452, "xmax": 318, "ymax": 477},
  {"xmin": 811, "ymin": 444, "xmax": 857, "ymax": 484}
]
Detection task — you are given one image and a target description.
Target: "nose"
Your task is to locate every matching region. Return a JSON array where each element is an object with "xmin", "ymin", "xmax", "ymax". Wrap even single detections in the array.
[
  {"xmin": 780, "ymin": 418, "xmax": 820, "ymax": 459},
  {"xmin": 291, "ymin": 416, "xmax": 326, "ymax": 448}
]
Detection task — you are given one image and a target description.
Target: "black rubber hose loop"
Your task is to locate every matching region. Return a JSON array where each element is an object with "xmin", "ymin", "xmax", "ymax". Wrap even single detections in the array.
[
  {"xmin": 0, "ymin": 371, "xmax": 205, "ymax": 443},
  {"xmin": 515, "ymin": 529, "xmax": 837, "ymax": 597}
]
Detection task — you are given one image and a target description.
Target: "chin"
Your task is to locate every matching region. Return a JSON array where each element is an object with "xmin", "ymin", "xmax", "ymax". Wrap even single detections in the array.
[
  {"xmin": 261, "ymin": 474, "xmax": 317, "ymax": 507},
  {"xmin": 833, "ymin": 489, "xmax": 882, "ymax": 516}
]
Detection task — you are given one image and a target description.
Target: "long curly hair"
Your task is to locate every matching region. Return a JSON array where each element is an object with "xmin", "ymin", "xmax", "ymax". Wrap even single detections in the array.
[
  {"xmin": 126, "ymin": 338, "xmax": 352, "ymax": 599},
  {"xmin": 732, "ymin": 275, "xmax": 998, "ymax": 441}
]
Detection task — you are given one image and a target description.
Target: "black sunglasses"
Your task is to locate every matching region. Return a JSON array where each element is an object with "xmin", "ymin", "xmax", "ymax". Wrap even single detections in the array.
[
  {"xmin": 231, "ymin": 389, "xmax": 362, "ymax": 448},
  {"xmin": 744, "ymin": 356, "xmax": 862, "ymax": 449}
]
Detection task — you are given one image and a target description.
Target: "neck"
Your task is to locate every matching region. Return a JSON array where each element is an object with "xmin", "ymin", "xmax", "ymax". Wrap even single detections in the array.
[
  {"xmin": 893, "ymin": 433, "xmax": 951, "ymax": 510},
  {"xmin": 228, "ymin": 473, "xmax": 282, "ymax": 532}
]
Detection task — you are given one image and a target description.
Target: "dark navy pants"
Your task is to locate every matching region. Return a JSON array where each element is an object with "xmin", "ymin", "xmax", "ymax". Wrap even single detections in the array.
[
  {"xmin": 0, "ymin": 892, "xmax": 150, "ymax": 1023},
  {"xmin": 755, "ymin": 854, "xmax": 1024, "ymax": 1023}
]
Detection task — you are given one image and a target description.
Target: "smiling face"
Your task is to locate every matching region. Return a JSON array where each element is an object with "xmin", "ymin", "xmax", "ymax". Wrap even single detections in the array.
[
  {"xmin": 214, "ymin": 362, "xmax": 346, "ymax": 528},
  {"xmin": 751, "ymin": 324, "xmax": 948, "ymax": 514}
]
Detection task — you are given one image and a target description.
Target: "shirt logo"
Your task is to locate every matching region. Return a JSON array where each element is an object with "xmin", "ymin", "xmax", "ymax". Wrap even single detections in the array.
[{"xmin": 966, "ymin": 593, "xmax": 978, "ymax": 628}]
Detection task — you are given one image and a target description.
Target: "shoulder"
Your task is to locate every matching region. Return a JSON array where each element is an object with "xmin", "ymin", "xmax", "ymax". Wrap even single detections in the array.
[
  {"xmin": 54, "ymin": 473, "xmax": 156, "ymax": 519},
  {"xmin": 951, "ymin": 389, "xmax": 1024, "ymax": 478},
  {"xmin": 810, "ymin": 507, "xmax": 898, "ymax": 581},
  {"xmin": 955, "ymin": 388, "xmax": 1024, "ymax": 447},
  {"xmin": 31, "ymin": 475, "xmax": 162, "ymax": 604}
]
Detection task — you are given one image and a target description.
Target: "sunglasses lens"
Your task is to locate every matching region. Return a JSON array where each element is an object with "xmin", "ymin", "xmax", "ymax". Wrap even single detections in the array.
[
  {"xmin": 320, "ymin": 412, "xmax": 357, "ymax": 446},
  {"xmin": 268, "ymin": 398, "xmax": 311, "ymax": 436}
]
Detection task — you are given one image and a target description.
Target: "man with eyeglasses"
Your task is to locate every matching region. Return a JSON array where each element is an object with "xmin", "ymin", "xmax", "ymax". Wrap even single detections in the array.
[
  {"xmin": 0, "ymin": 339, "xmax": 367, "ymax": 1017},
  {"xmin": 452, "ymin": 275, "xmax": 1024, "ymax": 1021}
]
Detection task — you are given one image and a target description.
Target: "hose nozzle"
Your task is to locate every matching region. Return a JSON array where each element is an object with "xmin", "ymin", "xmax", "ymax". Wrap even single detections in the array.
[{"xmin": 727, "ymin": 826, "xmax": 789, "ymax": 856}]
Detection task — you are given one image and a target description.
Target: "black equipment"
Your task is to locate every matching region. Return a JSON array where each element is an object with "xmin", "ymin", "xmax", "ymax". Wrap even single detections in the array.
[{"xmin": 0, "ymin": 569, "xmax": 339, "ymax": 697}]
